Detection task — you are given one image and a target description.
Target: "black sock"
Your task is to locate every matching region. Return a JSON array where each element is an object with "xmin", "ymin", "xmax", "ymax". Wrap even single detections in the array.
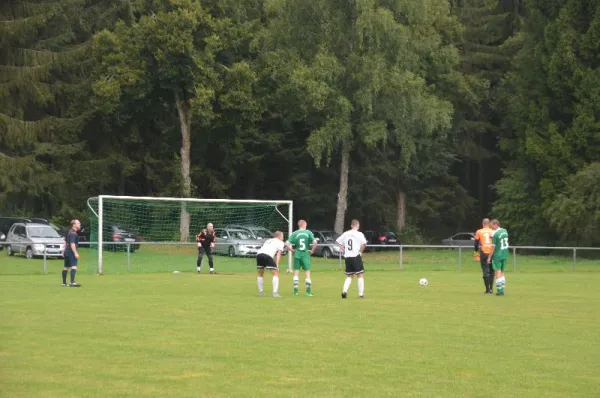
[
  {"xmin": 487, "ymin": 276, "xmax": 494, "ymax": 291},
  {"xmin": 62, "ymin": 270, "xmax": 67, "ymax": 284},
  {"xmin": 70, "ymin": 269, "xmax": 76, "ymax": 284},
  {"xmin": 483, "ymin": 277, "xmax": 488, "ymax": 291},
  {"xmin": 197, "ymin": 258, "xmax": 202, "ymax": 268}
]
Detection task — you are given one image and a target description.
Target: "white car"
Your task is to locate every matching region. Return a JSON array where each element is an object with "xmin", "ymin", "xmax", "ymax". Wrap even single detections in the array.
[
  {"xmin": 213, "ymin": 228, "xmax": 264, "ymax": 257},
  {"xmin": 5, "ymin": 223, "xmax": 65, "ymax": 259},
  {"xmin": 224, "ymin": 224, "xmax": 288, "ymax": 254}
]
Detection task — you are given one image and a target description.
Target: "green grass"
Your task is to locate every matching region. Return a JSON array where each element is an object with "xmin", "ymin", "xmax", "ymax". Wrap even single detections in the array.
[{"xmin": 1, "ymin": 249, "xmax": 600, "ymax": 397}]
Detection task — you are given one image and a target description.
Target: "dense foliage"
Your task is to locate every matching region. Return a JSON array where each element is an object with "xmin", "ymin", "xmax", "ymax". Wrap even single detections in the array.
[{"xmin": 1, "ymin": 0, "xmax": 598, "ymax": 245}]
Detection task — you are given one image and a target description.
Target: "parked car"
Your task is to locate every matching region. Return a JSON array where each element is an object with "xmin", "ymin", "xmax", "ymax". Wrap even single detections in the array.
[
  {"xmin": 0, "ymin": 217, "xmax": 91, "ymax": 250},
  {"xmin": 312, "ymin": 230, "xmax": 342, "ymax": 258},
  {"xmin": 102, "ymin": 224, "xmax": 141, "ymax": 252},
  {"xmin": 224, "ymin": 224, "xmax": 288, "ymax": 254},
  {"xmin": 5, "ymin": 223, "xmax": 65, "ymax": 259},
  {"xmin": 441, "ymin": 232, "xmax": 476, "ymax": 247},
  {"xmin": 50, "ymin": 222, "xmax": 91, "ymax": 242},
  {"xmin": 0, "ymin": 217, "xmax": 35, "ymax": 250},
  {"xmin": 213, "ymin": 227, "xmax": 264, "ymax": 257},
  {"xmin": 363, "ymin": 230, "xmax": 399, "ymax": 250},
  {"xmin": 1, "ymin": 217, "xmax": 50, "ymax": 250},
  {"xmin": 379, "ymin": 231, "xmax": 399, "ymax": 245},
  {"xmin": 225, "ymin": 225, "xmax": 273, "ymax": 240}
]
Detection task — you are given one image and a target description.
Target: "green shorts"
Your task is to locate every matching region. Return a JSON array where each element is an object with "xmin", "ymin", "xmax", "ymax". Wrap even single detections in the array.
[
  {"xmin": 492, "ymin": 258, "xmax": 506, "ymax": 272},
  {"xmin": 293, "ymin": 256, "xmax": 311, "ymax": 271}
]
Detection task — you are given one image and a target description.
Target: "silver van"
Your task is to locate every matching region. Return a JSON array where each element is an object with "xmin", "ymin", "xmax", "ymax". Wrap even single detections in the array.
[{"xmin": 6, "ymin": 223, "xmax": 66, "ymax": 259}]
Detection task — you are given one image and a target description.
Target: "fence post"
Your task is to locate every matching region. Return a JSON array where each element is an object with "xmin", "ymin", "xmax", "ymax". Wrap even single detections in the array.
[
  {"xmin": 127, "ymin": 243, "xmax": 131, "ymax": 271},
  {"xmin": 513, "ymin": 247, "xmax": 516, "ymax": 272},
  {"xmin": 458, "ymin": 246, "xmax": 462, "ymax": 271},
  {"xmin": 43, "ymin": 244, "xmax": 47, "ymax": 275},
  {"xmin": 573, "ymin": 248, "xmax": 577, "ymax": 272},
  {"xmin": 399, "ymin": 245, "xmax": 403, "ymax": 270}
]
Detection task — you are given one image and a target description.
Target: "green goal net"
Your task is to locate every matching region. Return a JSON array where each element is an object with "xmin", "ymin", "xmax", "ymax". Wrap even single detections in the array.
[{"xmin": 86, "ymin": 196, "xmax": 292, "ymax": 274}]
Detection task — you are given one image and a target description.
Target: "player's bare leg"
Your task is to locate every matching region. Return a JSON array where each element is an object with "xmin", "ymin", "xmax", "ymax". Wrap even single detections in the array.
[
  {"xmin": 342, "ymin": 274, "xmax": 354, "ymax": 298},
  {"xmin": 257, "ymin": 268, "xmax": 265, "ymax": 296},
  {"xmin": 272, "ymin": 269, "xmax": 281, "ymax": 297},
  {"xmin": 357, "ymin": 273, "xmax": 365, "ymax": 298},
  {"xmin": 304, "ymin": 270, "xmax": 313, "ymax": 296}
]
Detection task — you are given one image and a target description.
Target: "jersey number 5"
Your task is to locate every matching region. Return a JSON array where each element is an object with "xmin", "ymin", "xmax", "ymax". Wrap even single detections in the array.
[{"xmin": 299, "ymin": 240, "xmax": 306, "ymax": 251}]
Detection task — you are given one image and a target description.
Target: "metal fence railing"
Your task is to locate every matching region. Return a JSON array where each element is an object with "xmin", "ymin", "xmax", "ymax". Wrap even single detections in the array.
[
  {"xmin": 387, "ymin": 244, "xmax": 600, "ymax": 272},
  {"xmin": 1, "ymin": 241, "xmax": 599, "ymax": 274}
]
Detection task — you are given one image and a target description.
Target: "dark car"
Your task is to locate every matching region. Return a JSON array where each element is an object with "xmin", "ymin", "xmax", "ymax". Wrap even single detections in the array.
[
  {"xmin": 312, "ymin": 230, "xmax": 342, "ymax": 259},
  {"xmin": 379, "ymin": 231, "xmax": 399, "ymax": 245},
  {"xmin": 103, "ymin": 224, "xmax": 141, "ymax": 252},
  {"xmin": 441, "ymin": 232, "xmax": 476, "ymax": 247},
  {"xmin": 363, "ymin": 230, "xmax": 399, "ymax": 250}
]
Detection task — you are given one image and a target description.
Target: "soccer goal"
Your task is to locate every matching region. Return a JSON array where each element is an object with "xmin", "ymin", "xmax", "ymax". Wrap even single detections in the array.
[{"xmin": 87, "ymin": 195, "xmax": 293, "ymax": 274}]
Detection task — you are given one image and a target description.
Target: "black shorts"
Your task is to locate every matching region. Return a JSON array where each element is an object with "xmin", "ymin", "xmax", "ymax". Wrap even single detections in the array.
[
  {"xmin": 344, "ymin": 256, "xmax": 364, "ymax": 275},
  {"xmin": 198, "ymin": 247, "xmax": 212, "ymax": 256},
  {"xmin": 64, "ymin": 253, "xmax": 78, "ymax": 268},
  {"xmin": 256, "ymin": 253, "xmax": 277, "ymax": 270}
]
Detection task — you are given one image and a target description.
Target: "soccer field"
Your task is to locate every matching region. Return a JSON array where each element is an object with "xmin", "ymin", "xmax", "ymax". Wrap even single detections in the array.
[{"xmin": 1, "ymin": 251, "xmax": 600, "ymax": 397}]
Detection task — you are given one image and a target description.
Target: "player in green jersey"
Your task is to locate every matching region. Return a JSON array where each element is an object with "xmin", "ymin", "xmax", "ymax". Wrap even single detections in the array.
[
  {"xmin": 285, "ymin": 220, "xmax": 318, "ymax": 296},
  {"xmin": 487, "ymin": 219, "xmax": 509, "ymax": 296}
]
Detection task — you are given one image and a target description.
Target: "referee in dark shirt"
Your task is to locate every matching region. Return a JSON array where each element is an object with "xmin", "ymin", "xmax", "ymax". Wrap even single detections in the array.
[
  {"xmin": 196, "ymin": 223, "xmax": 217, "ymax": 274},
  {"xmin": 62, "ymin": 219, "xmax": 81, "ymax": 287}
]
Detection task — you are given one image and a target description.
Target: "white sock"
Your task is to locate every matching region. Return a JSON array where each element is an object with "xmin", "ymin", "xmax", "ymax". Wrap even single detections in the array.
[
  {"xmin": 196, "ymin": 266, "xmax": 201, "ymax": 272},
  {"xmin": 272, "ymin": 276, "xmax": 279, "ymax": 293},
  {"xmin": 210, "ymin": 268, "xmax": 214, "ymax": 272},
  {"xmin": 305, "ymin": 279, "xmax": 311, "ymax": 292},
  {"xmin": 293, "ymin": 276, "xmax": 299, "ymax": 290},
  {"xmin": 257, "ymin": 277, "xmax": 264, "ymax": 292},
  {"xmin": 358, "ymin": 278, "xmax": 364, "ymax": 296},
  {"xmin": 343, "ymin": 277, "xmax": 352, "ymax": 293}
]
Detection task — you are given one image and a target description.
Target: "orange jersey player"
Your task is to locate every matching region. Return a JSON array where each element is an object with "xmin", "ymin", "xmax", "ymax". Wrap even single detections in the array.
[{"xmin": 475, "ymin": 218, "xmax": 495, "ymax": 294}]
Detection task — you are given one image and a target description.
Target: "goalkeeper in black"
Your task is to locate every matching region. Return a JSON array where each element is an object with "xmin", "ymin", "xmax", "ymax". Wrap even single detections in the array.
[{"xmin": 196, "ymin": 223, "xmax": 217, "ymax": 274}]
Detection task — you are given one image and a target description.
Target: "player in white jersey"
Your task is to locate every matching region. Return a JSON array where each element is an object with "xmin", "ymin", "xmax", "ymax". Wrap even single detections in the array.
[
  {"xmin": 335, "ymin": 219, "xmax": 368, "ymax": 299},
  {"xmin": 256, "ymin": 231, "xmax": 285, "ymax": 297}
]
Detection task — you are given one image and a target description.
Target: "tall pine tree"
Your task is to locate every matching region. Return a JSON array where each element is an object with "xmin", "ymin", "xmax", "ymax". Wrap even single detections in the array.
[
  {"xmin": 0, "ymin": 0, "xmax": 129, "ymax": 219},
  {"xmin": 494, "ymin": 0, "xmax": 600, "ymax": 244}
]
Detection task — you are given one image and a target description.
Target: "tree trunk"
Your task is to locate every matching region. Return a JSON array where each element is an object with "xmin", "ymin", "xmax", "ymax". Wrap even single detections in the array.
[
  {"xmin": 175, "ymin": 91, "xmax": 192, "ymax": 242},
  {"xmin": 396, "ymin": 190, "xmax": 406, "ymax": 232},
  {"xmin": 334, "ymin": 143, "xmax": 350, "ymax": 234}
]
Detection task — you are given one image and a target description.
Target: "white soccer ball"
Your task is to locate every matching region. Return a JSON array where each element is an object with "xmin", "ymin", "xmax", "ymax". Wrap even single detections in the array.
[{"xmin": 419, "ymin": 278, "xmax": 428, "ymax": 286}]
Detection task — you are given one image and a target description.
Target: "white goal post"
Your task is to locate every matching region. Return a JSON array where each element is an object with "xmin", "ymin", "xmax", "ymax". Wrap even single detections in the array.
[{"xmin": 87, "ymin": 195, "xmax": 293, "ymax": 274}]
